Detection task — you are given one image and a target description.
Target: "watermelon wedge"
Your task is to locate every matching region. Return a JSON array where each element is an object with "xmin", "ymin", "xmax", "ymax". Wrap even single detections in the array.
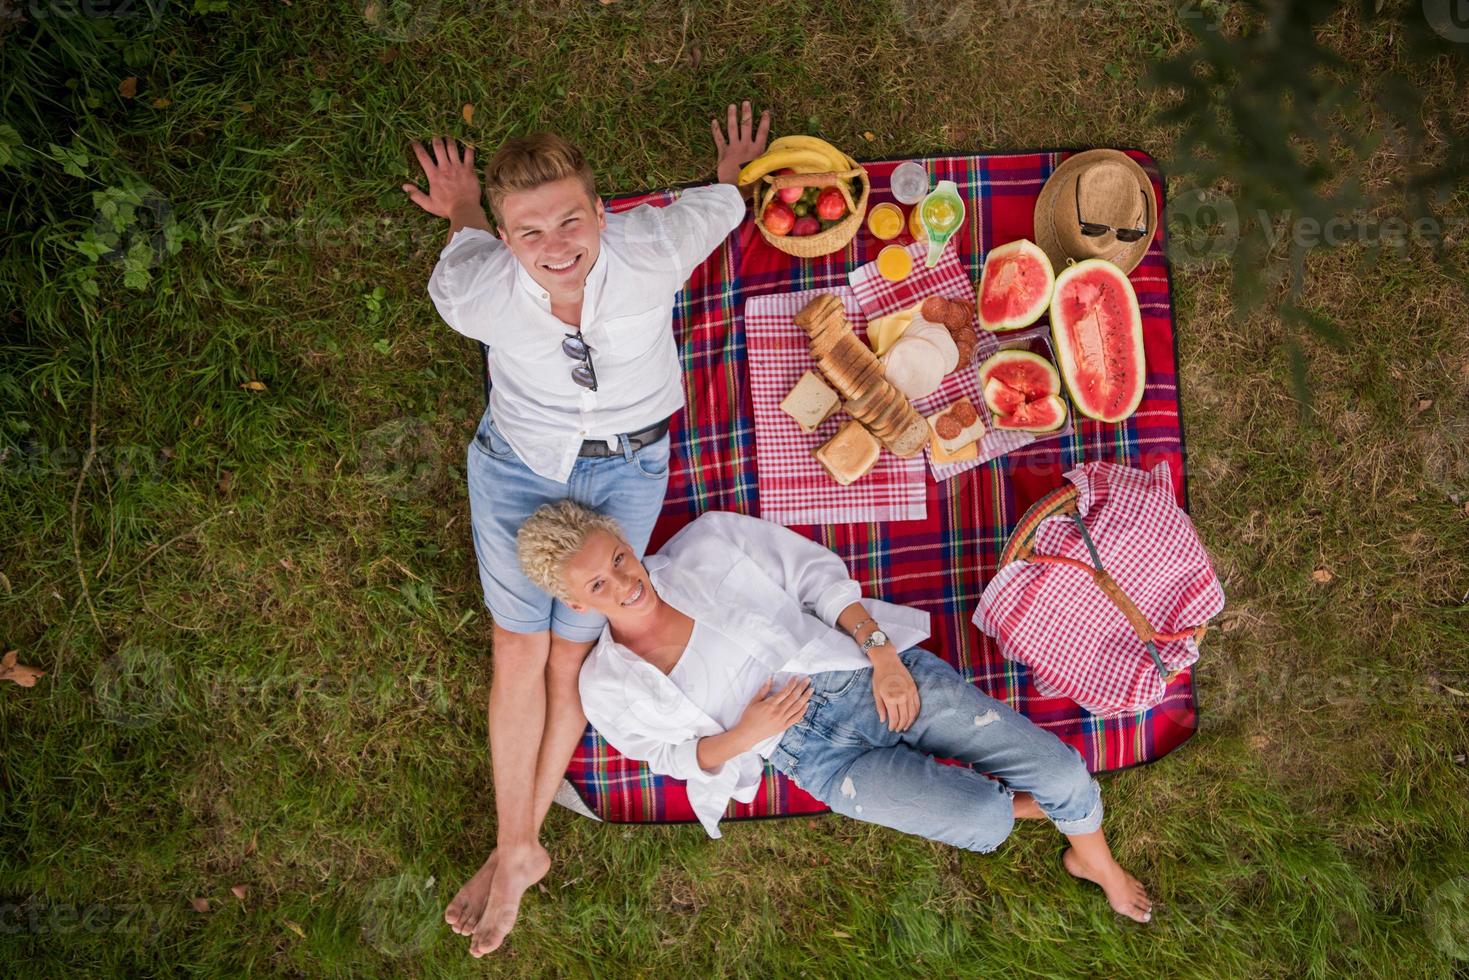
[
  {"xmin": 976, "ymin": 239, "xmax": 1055, "ymax": 332},
  {"xmin": 993, "ymin": 394, "xmax": 1066, "ymax": 433},
  {"xmin": 1049, "ymin": 259, "xmax": 1145, "ymax": 422},
  {"xmin": 978, "ymin": 349, "xmax": 1067, "ymax": 433}
]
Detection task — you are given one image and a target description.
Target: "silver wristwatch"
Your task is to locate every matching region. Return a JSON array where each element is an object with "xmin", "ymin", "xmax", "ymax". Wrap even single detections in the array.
[{"xmin": 859, "ymin": 628, "xmax": 890, "ymax": 654}]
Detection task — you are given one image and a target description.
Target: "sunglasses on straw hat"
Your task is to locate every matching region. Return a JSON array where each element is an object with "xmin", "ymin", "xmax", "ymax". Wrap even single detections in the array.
[{"xmin": 1076, "ymin": 178, "xmax": 1150, "ymax": 243}]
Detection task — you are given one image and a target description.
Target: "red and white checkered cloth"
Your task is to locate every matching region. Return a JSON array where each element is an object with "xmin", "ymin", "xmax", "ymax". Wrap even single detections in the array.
[
  {"xmin": 744, "ymin": 287, "xmax": 927, "ymax": 526},
  {"xmin": 848, "ymin": 240, "xmax": 1072, "ymax": 481},
  {"xmin": 972, "ymin": 461, "xmax": 1226, "ymax": 717}
]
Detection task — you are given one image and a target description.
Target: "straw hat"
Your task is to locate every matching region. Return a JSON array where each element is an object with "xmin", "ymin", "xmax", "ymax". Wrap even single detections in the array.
[{"xmin": 1033, "ymin": 150, "xmax": 1158, "ymax": 275}]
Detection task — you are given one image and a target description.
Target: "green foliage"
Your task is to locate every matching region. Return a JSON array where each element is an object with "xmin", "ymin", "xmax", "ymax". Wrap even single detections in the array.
[{"xmin": 1151, "ymin": 0, "xmax": 1469, "ymax": 408}]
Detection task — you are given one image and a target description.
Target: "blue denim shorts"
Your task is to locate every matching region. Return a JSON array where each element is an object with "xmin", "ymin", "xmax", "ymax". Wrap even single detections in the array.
[
  {"xmin": 770, "ymin": 647, "xmax": 1103, "ymax": 852},
  {"xmin": 464, "ymin": 407, "xmax": 670, "ymax": 641}
]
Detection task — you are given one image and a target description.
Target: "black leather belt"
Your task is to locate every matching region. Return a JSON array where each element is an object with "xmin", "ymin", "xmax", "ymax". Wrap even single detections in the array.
[{"xmin": 577, "ymin": 417, "xmax": 671, "ymax": 457}]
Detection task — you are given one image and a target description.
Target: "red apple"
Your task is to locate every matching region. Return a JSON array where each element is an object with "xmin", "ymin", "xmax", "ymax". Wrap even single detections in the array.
[
  {"xmin": 763, "ymin": 199, "xmax": 796, "ymax": 236},
  {"xmin": 791, "ymin": 216, "xmax": 821, "ymax": 237},
  {"xmin": 775, "ymin": 169, "xmax": 803, "ymax": 204},
  {"xmin": 816, "ymin": 187, "xmax": 846, "ymax": 221}
]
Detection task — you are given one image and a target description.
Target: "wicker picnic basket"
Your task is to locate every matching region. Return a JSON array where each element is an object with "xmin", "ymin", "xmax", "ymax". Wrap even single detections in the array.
[
  {"xmin": 750, "ymin": 167, "xmax": 870, "ymax": 258},
  {"xmin": 999, "ymin": 484, "xmax": 1208, "ymax": 680}
]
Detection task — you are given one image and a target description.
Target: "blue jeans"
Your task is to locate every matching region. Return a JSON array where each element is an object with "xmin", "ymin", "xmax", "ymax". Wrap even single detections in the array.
[
  {"xmin": 770, "ymin": 647, "xmax": 1103, "ymax": 852},
  {"xmin": 465, "ymin": 406, "xmax": 670, "ymax": 641}
]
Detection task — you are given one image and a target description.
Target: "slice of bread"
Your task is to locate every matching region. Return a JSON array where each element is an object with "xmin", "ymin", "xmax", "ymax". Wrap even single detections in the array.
[
  {"xmin": 886, "ymin": 411, "xmax": 932, "ymax": 458},
  {"xmin": 780, "ymin": 370, "xmax": 840, "ymax": 434},
  {"xmin": 813, "ymin": 420, "xmax": 881, "ymax": 486},
  {"xmin": 795, "ymin": 294, "xmax": 840, "ymax": 333}
]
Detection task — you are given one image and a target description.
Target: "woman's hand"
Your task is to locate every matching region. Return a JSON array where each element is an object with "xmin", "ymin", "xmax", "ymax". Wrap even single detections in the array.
[
  {"xmin": 734, "ymin": 676, "xmax": 812, "ymax": 744},
  {"xmin": 402, "ymin": 137, "xmax": 488, "ymax": 231},
  {"xmin": 872, "ymin": 658, "xmax": 920, "ymax": 732},
  {"xmin": 712, "ymin": 100, "xmax": 771, "ymax": 185}
]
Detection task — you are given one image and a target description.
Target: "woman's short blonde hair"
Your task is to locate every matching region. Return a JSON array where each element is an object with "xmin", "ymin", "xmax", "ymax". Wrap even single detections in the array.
[
  {"xmin": 484, "ymin": 133, "xmax": 598, "ymax": 225},
  {"xmin": 517, "ymin": 500, "xmax": 625, "ymax": 602}
]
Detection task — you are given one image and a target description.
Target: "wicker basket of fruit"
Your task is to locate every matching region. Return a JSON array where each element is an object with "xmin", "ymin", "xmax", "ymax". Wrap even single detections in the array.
[{"xmin": 740, "ymin": 136, "xmax": 870, "ymax": 258}]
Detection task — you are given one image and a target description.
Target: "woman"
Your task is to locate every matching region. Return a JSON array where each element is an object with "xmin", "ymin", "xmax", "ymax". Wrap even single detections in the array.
[{"xmin": 517, "ymin": 502, "xmax": 1153, "ymax": 922}]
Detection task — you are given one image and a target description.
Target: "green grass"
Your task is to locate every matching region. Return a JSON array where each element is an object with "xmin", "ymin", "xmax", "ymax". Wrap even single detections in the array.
[{"xmin": 2, "ymin": 1, "xmax": 1467, "ymax": 976}]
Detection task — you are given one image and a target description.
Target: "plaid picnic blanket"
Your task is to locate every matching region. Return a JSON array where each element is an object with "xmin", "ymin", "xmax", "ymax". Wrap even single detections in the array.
[{"xmin": 561, "ymin": 149, "xmax": 1194, "ymax": 826}]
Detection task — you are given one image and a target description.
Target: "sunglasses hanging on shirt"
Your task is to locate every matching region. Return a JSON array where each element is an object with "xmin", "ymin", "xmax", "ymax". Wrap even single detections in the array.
[
  {"xmin": 1076, "ymin": 180, "xmax": 1150, "ymax": 243},
  {"xmin": 562, "ymin": 331, "xmax": 599, "ymax": 391}
]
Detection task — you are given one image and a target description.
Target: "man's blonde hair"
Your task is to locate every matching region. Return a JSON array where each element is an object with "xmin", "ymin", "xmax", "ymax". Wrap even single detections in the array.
[
  {"xmin": 484, "ymin": 133, "xmax": 598, "ymax": 225},
  {"xmin": 517, "ymin": 500, "xmax": 625, "ymax": 602}
]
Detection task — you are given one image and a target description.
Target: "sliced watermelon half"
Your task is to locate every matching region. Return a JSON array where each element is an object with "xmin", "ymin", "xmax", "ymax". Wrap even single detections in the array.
[
  {"xmin": 1049, "ymin": 258, "xmax": 1145, "ymax": 423},
  {"xmin": 977, "ymin": 349, "xmax": 1068, "ymax": 433},
  {"xmin": 976, "ymin": 239, "xmax": 1055, "ymax": 332}
]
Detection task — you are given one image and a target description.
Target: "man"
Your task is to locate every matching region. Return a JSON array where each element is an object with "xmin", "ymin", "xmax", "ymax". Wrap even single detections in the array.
[
  {"xmin": 515, "ymin": 501, "xmax": 1155, "ymax": 924},
  {"xmin": 403, "ymin": 102, "xmax": 771, "ymax": 957}
]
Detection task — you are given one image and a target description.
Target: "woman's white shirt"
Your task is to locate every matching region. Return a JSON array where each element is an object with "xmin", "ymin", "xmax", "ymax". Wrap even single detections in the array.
[{"xmin": 669, "ymin": 621, "xmax": 793, "ymax": 761}]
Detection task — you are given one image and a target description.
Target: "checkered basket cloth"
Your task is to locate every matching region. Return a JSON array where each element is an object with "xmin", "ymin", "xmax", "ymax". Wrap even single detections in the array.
[{"xmin": 999, "ymin": 483, "xmax": 1209, "ymax": 680}]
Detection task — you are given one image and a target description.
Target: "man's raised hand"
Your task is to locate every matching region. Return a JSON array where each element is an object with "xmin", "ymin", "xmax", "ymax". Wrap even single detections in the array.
[
  {"xmin": 403, "ymin": 138, "xmax": 489, "ymax": 233},
  {"xmin": 713, "ymin": 100, "xmax": 771, "ymax": 185}
]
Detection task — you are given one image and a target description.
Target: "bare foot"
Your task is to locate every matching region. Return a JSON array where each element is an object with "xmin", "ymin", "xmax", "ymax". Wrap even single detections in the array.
[
  {"xmin": 444, "ymin": 850, "xmax": 498, "ymax": 936},
  {"xmin": 1062, "ymin": 847, "xmax": 1153, "ymax": 923},
  {"xmin": 469, "ymin": 844, "xmax": 551, "ymax": 957}
]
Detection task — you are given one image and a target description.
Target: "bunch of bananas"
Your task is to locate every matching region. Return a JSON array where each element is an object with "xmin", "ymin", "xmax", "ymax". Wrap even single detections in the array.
[{"xmin": 737, "ymin": 135, "xmax": 859, "ymax": 186}]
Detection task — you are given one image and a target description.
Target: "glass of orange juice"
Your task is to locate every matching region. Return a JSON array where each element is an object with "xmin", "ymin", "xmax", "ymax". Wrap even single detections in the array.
[
  {"xmin": 877, "ymin": 244, "xmax": 913, "ymax": 282},
  {"xmin": 866, "ymin": 203, "xmax": 903, "ymax": 241}
]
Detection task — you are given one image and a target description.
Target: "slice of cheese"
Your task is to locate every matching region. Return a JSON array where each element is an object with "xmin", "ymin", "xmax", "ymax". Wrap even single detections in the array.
[
  {"xmin": 930, "ymin": 434, "xmax": 979, "ymax": 464},
  {"xmin": 865, "ymin": 303, "xmax": 921, "ymax": 357}
]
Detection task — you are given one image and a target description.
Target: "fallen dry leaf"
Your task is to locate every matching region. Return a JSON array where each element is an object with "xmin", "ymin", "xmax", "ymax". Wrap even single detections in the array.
[
  {"xmin": 231, "ymin": 885, "xmax": 248, "ymax": 901},
  {"xmin": 689, "ymin": 42, "xmax": 701, "ymax": 70},
  {"xmin": 363, "ymin": 1, "xmax": 380, "ymax": 23},
  {"xmin": 119, "ymin": 77, "xmax": 138, "ymax": 99},
  {"xmin": 462, "ymin": 103, "xmax": 474, "ymax": 125},
  {"xmin": 152, "ymin": 97, "xmax": 172, "ymax": 108},
  {"xmin": 1310, "ymin": 567, "xmax": 1334, "ymax": 584},
  {"xmin": 240, "ymin": 380, "xmax": 267, "ymax": 392},
  {"xmin": 218, "ymin": 470, "xmax": 234, "ymax": 494},
  {"xmin": 861, "ymin": 131, "xmax": 876, "ymax": 142},
  {"xmin": 1, "ymin": 650, "xmax": 45, "ymax": 688},
  {"xmin": 190, "ymin": 897, "xmax": 210, "ymax": 913},
  {"xmin": 284, "ymin": 919, "xmax": 306, "ymax": 939},
  {"xmin": 1417, "ymin": 398, "xmax": 1433, "ymax": 412}
]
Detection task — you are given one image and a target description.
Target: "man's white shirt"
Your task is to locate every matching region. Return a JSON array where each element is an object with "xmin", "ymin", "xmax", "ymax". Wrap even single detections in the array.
[
  {"xmin": 427, "ymin": 183, "xmax": 746, "ymax": 482},
  {"xmin": 577, "ymin": 512, "xmax": 931, "ymax": 838}
]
